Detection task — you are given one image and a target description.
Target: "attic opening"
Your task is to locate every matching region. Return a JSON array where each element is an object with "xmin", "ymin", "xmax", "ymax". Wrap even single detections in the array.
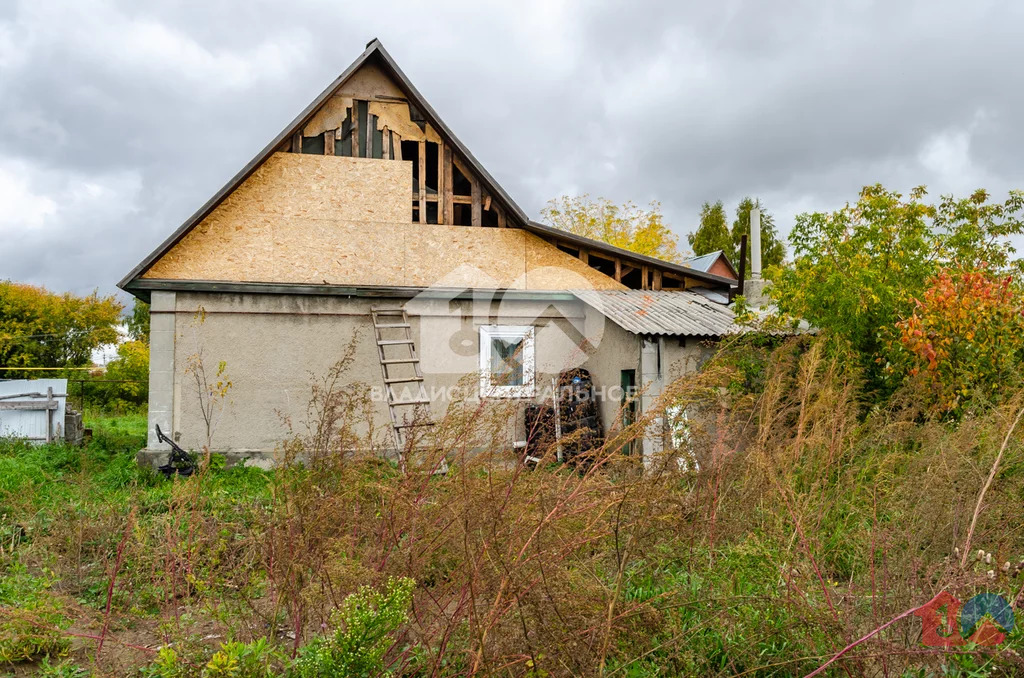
[
  {"xmin": 453, "ymin": 204, "xmax": 472, "ymax": 226},
  {"xmin": 282, "ymin": 62, "xmax": 514, "ymax": 230},
  {"xmin": 452, "ymin": 164, "xmax": 471, "ymax": 196},
  {"xmin": 588, "ymin": 254, "xmax": 616, "ymax": 278},
  {"xmin": 301, "ymin": 134, "xmax": 325, "ymax": 155},
  {"xmin": 425, "ymin": 142, "xmax": 438, "ymax": 194},
  {"xmin": 404, "ymin": 140, "xmax": 419, "ymax": 192},
  {"xmin": 660, "ymin": 274, "xmax": 683, "ymax": 290},
  {"xmin": 620, "ymin": 267, "xmax": 642, "ymax": 288},
  {"xmin": 481, "ymin": 203, "xmax": 498, "ymax": 227},
  {"xmin": 423, "ymin": 141, "xmax": 439, "ymax": 224}
]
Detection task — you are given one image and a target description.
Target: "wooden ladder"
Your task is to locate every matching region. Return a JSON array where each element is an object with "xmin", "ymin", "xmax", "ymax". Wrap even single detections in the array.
[{"xmin": 371, "ymin": 307, "xmax": 439, "ymax": 469}]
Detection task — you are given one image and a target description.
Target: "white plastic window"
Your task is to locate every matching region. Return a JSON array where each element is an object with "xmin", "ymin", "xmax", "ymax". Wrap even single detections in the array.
[{"xmin": 479, "ymin": 325, "xmax": 535, "ymax": 398}]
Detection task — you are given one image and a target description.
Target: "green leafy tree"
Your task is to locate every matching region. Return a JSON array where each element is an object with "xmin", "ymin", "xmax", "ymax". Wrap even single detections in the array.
[
  {"xmin": 771, "ymin": 184, "xmax": 1024, "ymax": 392},
  {"xmin": 126, "ymin": 298, "xmax": 150, "ymax": 343},
  {"xmin": 103, "ymin": 340, "xmax": 149, "ymax": 409},
  {"xmin": 0, "ymin": 282, "xmax": 122, "ymax": 374},
  {"xmin": 687, "ymin": 201, "xmax": 732, "ymax": 260},
  {"xmin": 542, "ymin": 195, "xmax": 683, "ymax": 262},
  {"xmin": 731, "ymin": 197, "xmax": 785, "ymax": 271}
]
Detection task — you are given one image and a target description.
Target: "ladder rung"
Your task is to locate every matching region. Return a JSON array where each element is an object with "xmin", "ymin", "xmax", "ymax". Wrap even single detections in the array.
[
  {"xmin": 381, "ymin": 358, "xmax": 418, "ymax": 365},
  {"xmin": 392, "ymin": 398, "xmax": 430, "ymax": 406},
  {"xmin": 395, "ymin": 421, "xmax": 435, "ymax": 429},
  {"xmin": 374, "ymin": 323, "xmax": 411, "ymax": 329},
  {"xmin": 372, "ymin": 309, "xmax": 405, "ymax": 315},
  {"xmin": 378, "ymin": 339, "xmax": 415, "ymax": 345},
  {"xmin": 384, "ymin": 376, "xmax": 423, "ymax": 384}
]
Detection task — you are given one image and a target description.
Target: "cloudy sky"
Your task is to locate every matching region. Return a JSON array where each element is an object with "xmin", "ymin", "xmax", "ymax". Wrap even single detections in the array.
[{"xmin": 2, "ymin": 0, "xmax": 1023, "ymax": 300}]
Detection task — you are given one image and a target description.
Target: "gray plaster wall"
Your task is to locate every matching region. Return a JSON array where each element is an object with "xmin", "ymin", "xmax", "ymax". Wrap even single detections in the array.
[
  {"xmin": 146, "ymin": 291, "xmax": 176, "ymax": 451},
  {"xmin": 152, "ymin": 291, "xmax": 672, "ymax": 463}
]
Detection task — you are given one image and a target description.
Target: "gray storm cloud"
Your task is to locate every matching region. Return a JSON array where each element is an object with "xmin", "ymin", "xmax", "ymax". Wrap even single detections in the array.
[{"xmin": 2, "ymin": 0, "xmax": 1022, "ymax": 297}]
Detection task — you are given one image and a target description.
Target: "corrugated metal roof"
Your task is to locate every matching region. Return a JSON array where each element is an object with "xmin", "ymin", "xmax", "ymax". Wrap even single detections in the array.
[{"xmin": 573, "ymin": 290, "xmax": 738, "ymax": 337}]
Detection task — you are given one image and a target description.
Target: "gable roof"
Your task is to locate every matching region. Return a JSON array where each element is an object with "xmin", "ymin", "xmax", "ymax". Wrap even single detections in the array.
[
  {"xmin": 119, "ymin": 39, "xmax": 736, "ymax": 295},
  {"xmin": 681, "ymin": 250, "xmax": 739, "ymax": 279}
]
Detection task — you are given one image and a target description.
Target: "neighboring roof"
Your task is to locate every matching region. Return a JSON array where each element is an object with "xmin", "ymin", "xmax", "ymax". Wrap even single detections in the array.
[
  {"xmin": 119, "ymin": 39, "xmax": 736, "ymax": 295},
  {"xmin": 573, "ymin": 289, "xmax": 738, "ymax": 338},
  {"xmin": 681, "ymin": 250, "xmax": 739, "ymax": 278}
]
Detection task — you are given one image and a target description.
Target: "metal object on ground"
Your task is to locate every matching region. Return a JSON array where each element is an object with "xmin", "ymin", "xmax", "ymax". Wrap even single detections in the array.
[{"xmin": 155, "ymin": 424, "xmax": 195, "ymax": 478}]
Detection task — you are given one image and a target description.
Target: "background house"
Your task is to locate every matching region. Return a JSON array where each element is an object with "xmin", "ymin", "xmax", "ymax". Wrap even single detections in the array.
[
  {"xmin": 119, "ymin": 39, "xmax": 739, "ymax": 466},
  {"xmin": 682, "ymin": 251, "xmax": 739, "ymax": 281}
]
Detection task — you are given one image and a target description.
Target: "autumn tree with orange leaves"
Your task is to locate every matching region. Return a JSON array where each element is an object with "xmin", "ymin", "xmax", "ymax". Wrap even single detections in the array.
[
  {"xmin": 771, "ymin": 185, "xmax": 1024, "ymax": 400},
  {"xmin": 888, "ymin": 268, "xmax": 1024, "ymax": 416}
]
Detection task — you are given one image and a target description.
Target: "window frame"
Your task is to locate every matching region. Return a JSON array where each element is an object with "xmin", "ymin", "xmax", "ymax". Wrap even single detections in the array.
[{"xmin": 479, "ymin": 325, "xmax": 535, "ymax": 398}]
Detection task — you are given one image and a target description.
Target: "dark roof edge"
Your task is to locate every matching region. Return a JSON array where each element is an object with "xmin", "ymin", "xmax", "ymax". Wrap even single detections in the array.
[
  {"xmin": 124, "ymin": 278, "xmax": 582, "ymax": 302},
  {"xmin": 117, "ymin": 38, "xmax": 531, "ymax": 291},
  {"xmin": 524, "ymin": 220, "xmax": 737, "ymax": 288}
]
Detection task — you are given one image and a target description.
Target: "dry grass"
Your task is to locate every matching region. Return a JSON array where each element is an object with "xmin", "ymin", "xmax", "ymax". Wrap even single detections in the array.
[{"xmin": 2, "ymin": 335, "xmax": 1024, "ymax": 676}]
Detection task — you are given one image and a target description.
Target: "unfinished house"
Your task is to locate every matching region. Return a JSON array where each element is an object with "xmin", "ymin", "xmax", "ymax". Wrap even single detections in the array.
[{"xmin": 119, "ymin": 39, "xmax": 739, "ymax": 467}]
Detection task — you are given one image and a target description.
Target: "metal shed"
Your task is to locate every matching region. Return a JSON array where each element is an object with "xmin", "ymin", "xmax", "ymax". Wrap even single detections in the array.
[{"xmin": 0, "ymin": 379, "xmax": 68, "ymax": 443}]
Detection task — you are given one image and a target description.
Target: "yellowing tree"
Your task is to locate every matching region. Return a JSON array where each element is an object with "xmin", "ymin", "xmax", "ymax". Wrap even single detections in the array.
[
  {"xmin": 771, "ymin": 184, "xmax": 1024, "ymax": 398},
  {"xmin": 0, "ymin": 282, "xmax": 122, "ymax": 375},
  {"xmin": 541, "ymin": 195, "xmax": 684, "ymax": 263}
]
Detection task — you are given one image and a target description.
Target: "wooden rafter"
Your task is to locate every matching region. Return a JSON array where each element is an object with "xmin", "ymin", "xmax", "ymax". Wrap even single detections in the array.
[{"xmin": 442, "ymin": 145, "xmax": 453, "ymax": 225}]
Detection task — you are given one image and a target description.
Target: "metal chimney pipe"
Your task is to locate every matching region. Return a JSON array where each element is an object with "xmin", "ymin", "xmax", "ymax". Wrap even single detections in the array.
[{"xmin": 750, "ymin": 206, "xmax": 762, "ymax": 280}]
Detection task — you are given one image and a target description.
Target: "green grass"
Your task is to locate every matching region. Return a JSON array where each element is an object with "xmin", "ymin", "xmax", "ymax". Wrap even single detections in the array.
[
  {"xmin": 0, "ymin": 412, "xmax": 274, "ymax": 667},
  {"xmin": 1, "ymin": 399, "xmax": 1021, "ymax": 677},
  {"xmin": 85, "ymin": 410, "xmax": 148, "ymax": 443}
]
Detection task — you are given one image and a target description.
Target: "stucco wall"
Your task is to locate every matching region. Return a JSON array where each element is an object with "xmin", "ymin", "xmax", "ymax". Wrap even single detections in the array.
[{"xmin": 161, "ymin": 291, "xmax": 663, "ymax": 459}]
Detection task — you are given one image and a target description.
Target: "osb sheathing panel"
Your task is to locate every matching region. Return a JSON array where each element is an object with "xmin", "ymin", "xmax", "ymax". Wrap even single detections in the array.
[
  {"xmin": 337, "ymin": 62, "xmax": 406, "ymax": 101},
  {"xmin": 145, "ymin": 199, "xmax": 625, "ymax": 291},
  {"xmin": 303, "ymin": 95, "xmax": 354, "ymax": 138},
  {"xmin": 302, "ymin": 60, "xmax": 442, "ymax": 141},
  {"xmin": 144, "ymin": 152, "xmax": 410, "ymax": 280},
  {"xmin": 403, "ymin": 227, "xmax": 528, "ymax": 288},
  {"xmin": 369, "ymin": 101, "xmax": 442, "ymax": 143},
  {"xmin": 524, "ymin": 233, "xmax": 627, "ymax": 290}
]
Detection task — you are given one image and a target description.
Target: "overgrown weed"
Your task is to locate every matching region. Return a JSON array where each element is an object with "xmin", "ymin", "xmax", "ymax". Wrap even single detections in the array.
[{"xmin": 1, "ymin": 334, "xmax": 1023, "ymax": 675}]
